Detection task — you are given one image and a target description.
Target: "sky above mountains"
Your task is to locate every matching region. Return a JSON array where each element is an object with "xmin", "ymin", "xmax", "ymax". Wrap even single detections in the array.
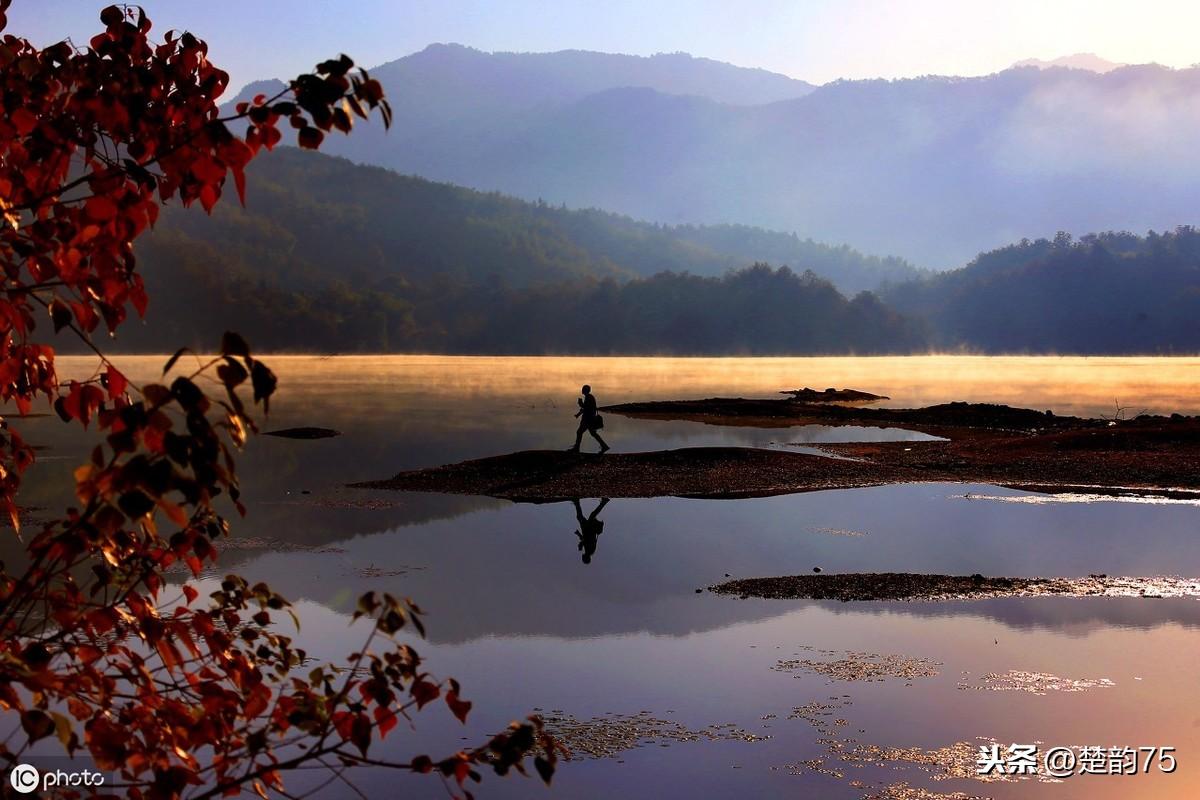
[{"xmin": 12, "ymin": 0, "xmax": 1200, "ymax": 93}]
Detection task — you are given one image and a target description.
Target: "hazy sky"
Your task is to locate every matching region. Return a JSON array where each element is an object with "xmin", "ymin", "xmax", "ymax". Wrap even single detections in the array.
[{"xmin": 9, "ymin": 1, "xmax": 1200, "ymax": 93}]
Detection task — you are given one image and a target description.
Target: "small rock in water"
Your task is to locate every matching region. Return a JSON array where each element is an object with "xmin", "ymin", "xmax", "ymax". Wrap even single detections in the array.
[
  {"xmin": 812, "ymin": 567, "xmax": 822, "ymax": 573},
  {"xmin": 695, "ymin": 588, "xmax": 703, "ymax": 593},
  {"xmin": 264, "ymin": 426, "xmax": 341, "ymax": 440}
]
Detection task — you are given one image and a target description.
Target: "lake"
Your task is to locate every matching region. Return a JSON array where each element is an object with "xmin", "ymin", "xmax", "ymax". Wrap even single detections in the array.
[{"xmin": 17, "ymin": 355, "xmax": 1200, "ymax": 798}]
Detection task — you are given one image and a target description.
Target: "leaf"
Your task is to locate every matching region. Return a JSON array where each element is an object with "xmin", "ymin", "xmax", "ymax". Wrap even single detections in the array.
[
  {"xmin": 48, "ymin": 299, "xmax": 73, "ymax": 332},
  {"xmin": 232, "ymin": 165, "xmax": 247, "ymax": 205},
  {"xmin": 351, "ymin": 713, "xmax": 371, "ymax": 756},
  {"xmin": 199, "ymin": 183, "xmax": 219, "ymax": 213},
  {"xmin": 118, "ymin": 490, "xmax": 155, "ymax": 519},
  {"xmin": 220, "ymin": 331, "xmax": 250, "ymax": 357},
  {"xmin": 250, "ymin": 360, "xmax": 277, "ymax": 410},
  {"xmin": 105, "ymin": 366, "xmax": 128, "ymax": 398},
  {"xmin": 162, "ymin": 347, "xmax": 190, "ymax": 376},
  {"xmin": 99, "ymin": 5, "xmax": 123, "ymax": 26},
  {"xmin": 10, "ymin": 107, "xmax": 35, "ymax": 135},
  {"xmin": 298, "ymin": 127, "xmax": 324, "ymax": 149},
  {"xmin": 374, "ymin": 706, "xmax": 397, "ymax": 738},
  {"xmin": 410, "ymin": 680, "xmax": 439, "ymax": 709},
  {"xmin": 171, "ymin": 376, "xmax": 205, "ymax": 410},
  {"xmin": 84, "ymin": 196, "xmax": 118, "ymax": 222},
  {"xmin": 217, "ymin": 359, "xmax": 248, "ymax": 388},
  {"xmin": 51, "ymin": 712, "xmax": 77, "ymax": 751},
  {"xmin": 445, "ymin": 688, "xmax": 472, "ymax": 724},
  {"xmin": 21, "ymin": 709, "xmax": 55, "ymax": 742}
]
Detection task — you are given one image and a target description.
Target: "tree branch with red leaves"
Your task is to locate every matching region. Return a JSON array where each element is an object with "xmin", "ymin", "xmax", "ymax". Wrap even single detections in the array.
[{"xmin": 0, "ymin": 4, "xmax": 558, "ymax": 798}]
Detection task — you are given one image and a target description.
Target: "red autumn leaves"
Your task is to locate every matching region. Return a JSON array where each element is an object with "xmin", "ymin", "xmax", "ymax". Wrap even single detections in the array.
[{"xmin": 0, "ymin": 5, "xmax": 554, "ymax": 799}]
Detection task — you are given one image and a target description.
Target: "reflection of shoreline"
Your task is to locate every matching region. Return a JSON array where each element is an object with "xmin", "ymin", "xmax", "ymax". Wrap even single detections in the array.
[
  {"xmin": 813, "ymin": 595, "xmax": 1200, "ymax": 636},
  {"xmin": 188, "ymin": 539, "xmax": 1200, "ymax": 643}
]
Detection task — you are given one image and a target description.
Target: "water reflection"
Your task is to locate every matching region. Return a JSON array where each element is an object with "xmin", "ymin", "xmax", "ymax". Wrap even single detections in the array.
[
  {"xmin": 572, "ymin": 498, "xmax": 611, "ymax": 565},
  {"xmin": 208, "ymin": 484, "xmax": 1200, "ymax": 644}
]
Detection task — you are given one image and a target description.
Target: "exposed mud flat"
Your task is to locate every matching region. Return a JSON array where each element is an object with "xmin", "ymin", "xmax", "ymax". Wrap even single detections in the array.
[
  {"xmin": 780, "ymin": 387, "xmax": 890, "ymax": 403},
  {"xmin": 353, "ymin": 396, "xmax": 1200, "ymax": 500},
  {"xmin": 709, "ymin": 573, "xmax": 1200, "ymax": 602},
  {"xmin": 602, "ymin": 395, "xmax": 1200, "ymax": 495},
  {"xmin": 604, "ymin": 397, "xmax": 1092, "ymax": 436},
  {"xmin": 828, "ymin": 419, "xmax": 1200, "ymax": 495},
  {"xmin": 351, "ymin": 447, "xmax": 924, "ymax": 501},
  {"xmin": 959, "ymin": 488, "xmax": 1200, "ymax": 505},
  {"xmin": 535, "ymin": 710, "xmax": 767, "ymax": 761}
]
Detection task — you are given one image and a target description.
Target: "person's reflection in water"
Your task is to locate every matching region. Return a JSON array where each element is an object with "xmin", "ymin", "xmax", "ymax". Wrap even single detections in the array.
[{"xmin": 572, "ymin": 497, "xmax": 610, "ymax": 564}]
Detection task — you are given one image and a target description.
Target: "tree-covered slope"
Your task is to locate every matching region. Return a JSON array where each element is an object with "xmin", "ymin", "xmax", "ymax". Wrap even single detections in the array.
[
  {"xmin": 124, "ymin": 148, "xmax": 922, "ymax": 354},
  {"xmin": 884, "ymin": 228, "xmax": 1200, "ymax": 353}
]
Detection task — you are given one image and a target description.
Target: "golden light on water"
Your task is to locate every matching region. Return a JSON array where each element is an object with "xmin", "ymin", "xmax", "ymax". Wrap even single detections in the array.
[{"xmin": 68, "ymin": 354, "xmax": 1200, "ymax": 420}]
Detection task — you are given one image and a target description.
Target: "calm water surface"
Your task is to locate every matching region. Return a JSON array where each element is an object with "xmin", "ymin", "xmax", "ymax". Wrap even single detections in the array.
[{"xmin": 14, "ymin": 356, "xmax": 1200, "ymax": 798}]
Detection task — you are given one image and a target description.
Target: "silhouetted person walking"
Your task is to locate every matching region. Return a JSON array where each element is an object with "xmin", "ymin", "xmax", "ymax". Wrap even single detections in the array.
[
  {"xmin": 573, "ymin": 497, "xmax": 610, "ymax": 564},
  {"xmin": 569, "ymin": 384, "xmax": 609, "ymax": 453}
]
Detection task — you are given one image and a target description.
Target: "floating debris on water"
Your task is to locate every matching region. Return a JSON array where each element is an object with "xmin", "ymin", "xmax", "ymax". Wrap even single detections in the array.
[
  {"xmin": 774, "ymin": 647, "xmax": 940, "ymax": 683},
  {"xmin": 212, "ymin": 536, "xmax": 346, "ymax": 553},
  {"xmin": 808, "ymin": 526, "xmax": 869, "ymax": 537},
  {"xmin": 270, "ymin": 495, "xmax": 405, "ymax": 510},
  {"xmin": 534, "ymin": 710, "xmax": 768, "ymax": 761},
  {"xmin": 782, "ymin": 696, "xmax": 1081, "ymax": 798},
  {"xmin": 353, "ymin": 564, "xmax": 424, "ymax": 579},
  {"xmin": 861, "ymin": 782, "xmax": 986, "ymax": 800},
  {"xmin": 958, "ymin": 670, "xmax": 1115, "ymax": 695}
]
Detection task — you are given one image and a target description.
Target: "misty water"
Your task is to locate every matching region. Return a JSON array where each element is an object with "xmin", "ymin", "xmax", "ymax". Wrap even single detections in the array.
[{"xmin": 15, "ymin": 355, "xmax": 1200, "ymax": 799}]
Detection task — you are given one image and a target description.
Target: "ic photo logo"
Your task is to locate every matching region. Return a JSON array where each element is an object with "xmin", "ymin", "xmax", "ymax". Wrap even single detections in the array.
[
  {"xmin": 8, "ymin": 764, "xmax": 39, "ymax": 794},
  {"xmin": 7, "ymin": 762, "xmax": 106, "ymax": 794}
]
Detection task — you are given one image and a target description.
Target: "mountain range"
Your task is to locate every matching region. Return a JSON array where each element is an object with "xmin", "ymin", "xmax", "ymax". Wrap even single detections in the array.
[
  {"xmin": 1011, "ymin": 53, "xmax": 1125, "ymax": 72},
  {"xmin": 124, "ymin": 147, "xmax": 920, "ymax": 353},
  {"xmin": 121, "ymin": 148, "xmax": 1200, "ymax": 355},
  {"xmin": 229, "ymin": 46, "xmax": 1200, "ymax": 267}
]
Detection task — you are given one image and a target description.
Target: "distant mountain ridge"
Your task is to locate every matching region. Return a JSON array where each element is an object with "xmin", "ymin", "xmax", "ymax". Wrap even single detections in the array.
[
  {"xmin": 1012, "ymin": 53, "xmax": 1126, "ymax": 72},
  {"xmin": 230, "ymin": 49, "xmax": 1200, "ymax": 267},
  {"xmin": 227, "ymin": 43, "xmax": 814, "ymax": 113}
]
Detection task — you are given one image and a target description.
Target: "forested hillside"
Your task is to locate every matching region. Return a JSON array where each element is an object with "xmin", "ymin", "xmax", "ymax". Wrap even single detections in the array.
[
  {"xmin": 884, "ymin": 228, "xmax": 1200, "ymax": 353},
  {"xmin": 124, "ymin": 150, "xmax": 1200, "ymax": 356},
  {"xmin": 123, "ymin": 148, "xmax": 921, "ymax": 353}
]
